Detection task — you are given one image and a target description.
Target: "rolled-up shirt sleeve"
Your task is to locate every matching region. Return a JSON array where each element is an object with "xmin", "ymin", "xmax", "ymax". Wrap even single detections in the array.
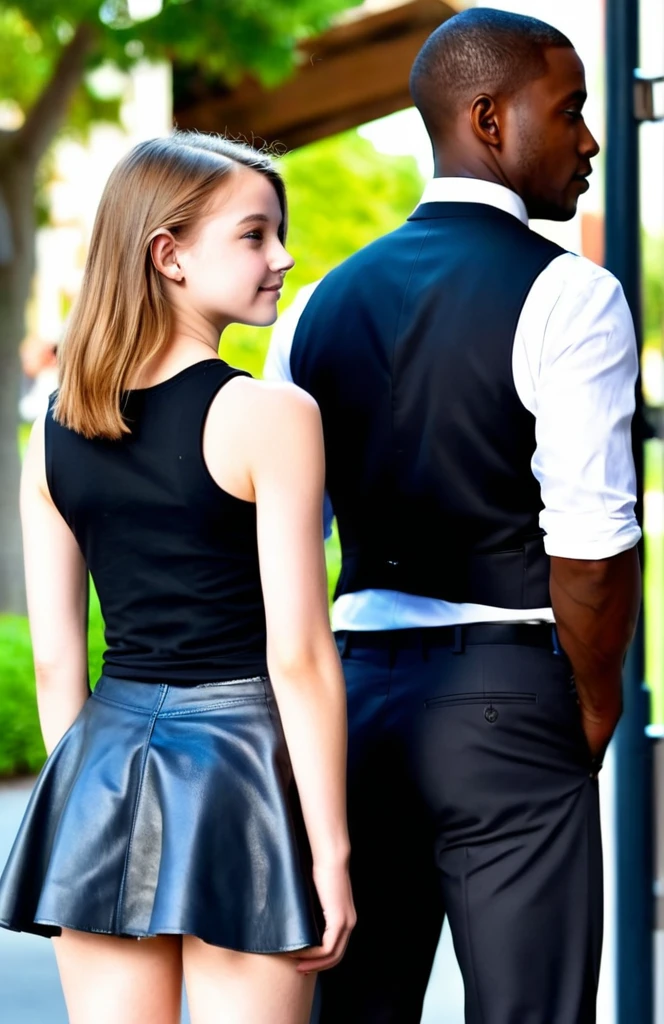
[{"xmin": 525, "ymin": 258, "xmax": 641, "ymax": 560}]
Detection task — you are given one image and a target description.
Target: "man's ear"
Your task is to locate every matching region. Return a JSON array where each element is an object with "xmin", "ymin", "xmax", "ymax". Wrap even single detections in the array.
[
  {"xmin": 150, "ymin": 230, "xmax": 184, "ymax": 282},
  {"xmin": 469, "ymin": 95, "xmax": 502, "ymax": 148}
]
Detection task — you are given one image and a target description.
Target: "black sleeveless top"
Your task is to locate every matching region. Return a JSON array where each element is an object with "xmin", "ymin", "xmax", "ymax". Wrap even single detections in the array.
[{"xmin": 45, "ymin": 359, "xmax": 268, "ymax": 684}]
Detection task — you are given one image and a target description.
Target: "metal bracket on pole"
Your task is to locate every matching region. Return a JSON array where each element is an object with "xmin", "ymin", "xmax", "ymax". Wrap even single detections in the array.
[{"xmin": 634, "ymin": 72, "xmax": 664, "ymax": 122}]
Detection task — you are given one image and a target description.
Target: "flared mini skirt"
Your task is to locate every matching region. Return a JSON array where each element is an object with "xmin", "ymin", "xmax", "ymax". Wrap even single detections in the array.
[{"xmin": 0, "ymin": 675, "xmax": 322, "ymax": 952}]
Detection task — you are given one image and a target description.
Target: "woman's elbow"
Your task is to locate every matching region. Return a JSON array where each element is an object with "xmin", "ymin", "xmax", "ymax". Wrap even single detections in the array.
[
  {"xmin": 267, "ymin": 637, "xmax": 339, "ymax": 687},
  {"xmin": 33, "ymin": 657, "xmax": 67, "ymax": 691}
]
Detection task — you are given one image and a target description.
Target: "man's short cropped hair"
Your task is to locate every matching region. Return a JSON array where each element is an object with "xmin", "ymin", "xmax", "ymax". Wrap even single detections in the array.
[{"xmin": 410, "ymin": 8, "xmax": 573, "ymax": 137}]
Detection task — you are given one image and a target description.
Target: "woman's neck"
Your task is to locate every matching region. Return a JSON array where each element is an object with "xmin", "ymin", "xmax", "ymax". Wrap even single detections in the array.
[{"xmin": 128, "ymin": 335, "xmax": 220, "ymax": 390}]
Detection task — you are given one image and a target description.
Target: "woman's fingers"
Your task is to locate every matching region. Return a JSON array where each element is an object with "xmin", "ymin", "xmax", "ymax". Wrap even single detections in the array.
[
  {"xmin": 290, "ymin": 915, "xmax": 355, "ymax": 972},
  {"xmin": 285, "ymin": 863, "xmax": 356, "ymax": 971}
]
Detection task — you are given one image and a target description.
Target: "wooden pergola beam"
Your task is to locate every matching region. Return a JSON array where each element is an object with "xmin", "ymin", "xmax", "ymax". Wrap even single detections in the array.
[{"xmin": 173, "ymin": 0, "xmax": 458, "ymax": 150}]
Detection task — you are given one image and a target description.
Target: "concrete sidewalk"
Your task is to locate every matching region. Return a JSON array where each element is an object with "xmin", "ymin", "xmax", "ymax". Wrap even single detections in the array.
[{"xmin": 0, "ymin": 778, "xmax": 464, "ymax": 1023}]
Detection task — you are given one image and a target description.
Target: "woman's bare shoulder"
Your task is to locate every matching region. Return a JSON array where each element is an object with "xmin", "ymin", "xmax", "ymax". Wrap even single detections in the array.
[
  {"xmin": 221, "ymin": 376, "xmax": 321, "ymax": 431},
  {"xmin": 22, "ymin": 412, "xmax": 48, "ymax": 492}
]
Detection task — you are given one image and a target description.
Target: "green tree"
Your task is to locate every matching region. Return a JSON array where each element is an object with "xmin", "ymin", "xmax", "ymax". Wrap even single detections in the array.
[
  {"xmin": 0, "ymin": 0, "xmax": 360, "ymax": 613},
  {"xmin": 222, "ymin": 128, "xmax": 424, "ymax": 377},
  {"xmin": 643, "ymin": 231, "xmax": 664, "ymax": 345}
]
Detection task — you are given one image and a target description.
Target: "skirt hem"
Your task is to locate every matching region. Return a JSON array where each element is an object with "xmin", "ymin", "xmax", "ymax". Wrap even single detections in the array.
[{"xmin": 1, "ymin": 917, "xmax": 316, "ymax": 954}]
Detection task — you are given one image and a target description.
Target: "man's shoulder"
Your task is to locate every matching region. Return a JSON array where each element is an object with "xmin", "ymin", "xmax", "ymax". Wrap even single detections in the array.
[
  {"xmin": 297, "ymin": 223, "xmax": 418, "ymax": 318},
  {"xmin": 315, "ymin": 221, "xmax": 416, "ymax": 283},
  {"xmin": 537, "ymin": 249, "xmax": 627, "ymax": 301}
]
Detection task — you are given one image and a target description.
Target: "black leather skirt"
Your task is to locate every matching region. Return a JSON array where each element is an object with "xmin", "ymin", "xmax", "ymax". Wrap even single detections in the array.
[{"xmin": 0, "ymin": 675, "xmax": 322, "ymax": 952}]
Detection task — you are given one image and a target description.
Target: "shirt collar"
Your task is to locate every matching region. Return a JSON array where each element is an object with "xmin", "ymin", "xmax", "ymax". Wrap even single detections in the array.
[{"xmin": 419, "ymin": 177, "xmax": 529, "ymax": 226}]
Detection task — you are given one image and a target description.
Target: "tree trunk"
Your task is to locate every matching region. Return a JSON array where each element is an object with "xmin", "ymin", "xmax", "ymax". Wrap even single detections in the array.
[
  {"xmin": 0, "ymin": 335, "xmax": 27, "ymax": 615},
  {"xmin": 0, "ymin": 24, "xmax": 95, "ymax": 614},
  {"xmin": 0, "ymin": 151, "xmax": 37, "ymax": 614}
]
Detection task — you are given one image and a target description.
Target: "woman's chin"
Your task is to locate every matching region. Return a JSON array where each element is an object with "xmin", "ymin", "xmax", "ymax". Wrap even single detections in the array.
[{"xmin": 243, "ymin": 309, "xmax": 279, "ymax": 328}]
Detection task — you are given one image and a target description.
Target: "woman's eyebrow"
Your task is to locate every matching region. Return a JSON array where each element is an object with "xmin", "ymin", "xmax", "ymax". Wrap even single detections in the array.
[{"xmin": 236, "ymin": 213, "xmax": 270, "ymax": 226}]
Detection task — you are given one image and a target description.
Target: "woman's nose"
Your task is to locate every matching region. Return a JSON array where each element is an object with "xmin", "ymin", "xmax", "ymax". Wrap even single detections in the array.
[{"xmin": 273, "ymin": 244, "xmax": 295, "ymax": 273}]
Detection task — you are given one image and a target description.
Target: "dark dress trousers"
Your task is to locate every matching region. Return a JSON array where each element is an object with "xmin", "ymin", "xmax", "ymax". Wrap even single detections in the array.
[{"xmin": 291, "ymin": 203, "xmax": 604, "ymax": 1024}]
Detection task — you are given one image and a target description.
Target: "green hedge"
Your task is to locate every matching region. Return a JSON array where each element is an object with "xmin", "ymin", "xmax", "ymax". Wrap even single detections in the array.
[
  {"xmin": 0, "ymin": 615, "xmax": 44, "ymax": 776},
  {"xmin": 0, "ymin": 589, "xmax": 106, "ymax": 777}
]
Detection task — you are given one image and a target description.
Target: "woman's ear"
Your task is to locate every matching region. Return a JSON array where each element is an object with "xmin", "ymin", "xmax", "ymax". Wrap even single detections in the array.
[
  {"xmin": 150, "ymin": 231, "xmax": 184, "ymax": 282},
  {"xmin": 469, "ymin": 94, "xmax": 502, "ymax": 148}
]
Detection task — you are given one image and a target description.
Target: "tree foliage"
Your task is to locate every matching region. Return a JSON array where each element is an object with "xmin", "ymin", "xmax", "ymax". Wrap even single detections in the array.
[
  {"xmin": 0, "ymin": 0, "xmax": 362, "ymax": 120},
  {"xmin": 643, "ymin": 231, "xmax": 664, "ymax": 342}
]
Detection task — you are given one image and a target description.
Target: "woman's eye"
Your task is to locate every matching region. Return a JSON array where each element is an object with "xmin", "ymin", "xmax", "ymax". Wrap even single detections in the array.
[
  {"xmin": 564, "ymin": 110, "xmax": 582, "ymax": 121},
  {"xmin": 243, "ymin": 230, "xmax": 263, "ymax": 241}
]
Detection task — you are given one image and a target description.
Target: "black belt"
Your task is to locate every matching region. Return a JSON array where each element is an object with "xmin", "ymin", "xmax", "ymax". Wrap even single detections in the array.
[{"xmin": 335, "ymin": 622, "xmax": 562, "ymax": 655}]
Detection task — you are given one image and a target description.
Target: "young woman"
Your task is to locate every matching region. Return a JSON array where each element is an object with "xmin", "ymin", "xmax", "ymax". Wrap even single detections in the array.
[{"xmin": 0, "ymin": 132, "xmax": 354, "ymax": 1024}]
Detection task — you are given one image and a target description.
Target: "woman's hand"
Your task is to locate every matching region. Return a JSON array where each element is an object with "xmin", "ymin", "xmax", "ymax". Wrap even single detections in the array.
[{"xmin": 291, "ymin": 861, "xmax": 356, "ymax": 973}]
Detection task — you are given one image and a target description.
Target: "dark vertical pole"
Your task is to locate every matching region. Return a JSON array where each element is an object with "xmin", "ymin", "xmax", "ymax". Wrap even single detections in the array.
[{"xmin": 605, "ymin": 1, "xmax": 653, "ymax": 1022}]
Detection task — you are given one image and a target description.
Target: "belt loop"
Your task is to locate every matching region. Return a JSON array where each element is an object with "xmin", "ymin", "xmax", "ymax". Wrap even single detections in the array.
[
  {"xmin": 337, "ymin": 631, "xmax": 350, "ymax": 658},
  {"xmin": 388, "ymin": 632, "xmax": 398, "ymax": 670},
  {"xmin": 551, "ymin": 625, "xmax": 562, "ymax": 656},
  {"xmin": 452, "ymin": 625, "xmax": 465, "ymax": 655}
]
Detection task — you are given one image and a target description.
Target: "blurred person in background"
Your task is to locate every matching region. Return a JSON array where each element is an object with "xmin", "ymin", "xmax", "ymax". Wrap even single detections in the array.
[
  {"xmin": 266, "ymin": 9, "xmax": 641, "ymax": 1023},
  {"xmin": 19, "ymin": 334, "xmax": 59, "ymax": 423},
  {"xmin": 0, "ymin": 131, "xmax": 354, "ymax": 1024}
]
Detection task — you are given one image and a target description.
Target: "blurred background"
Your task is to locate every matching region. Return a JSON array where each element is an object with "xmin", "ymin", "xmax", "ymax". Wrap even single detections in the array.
[{"xmin": 0, "ymin": 0, "xmax": 662, "ymax": 1020}]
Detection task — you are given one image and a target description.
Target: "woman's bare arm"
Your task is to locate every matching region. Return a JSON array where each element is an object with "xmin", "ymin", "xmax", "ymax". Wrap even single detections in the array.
[
  {"xmin": 20, "ymin": 415, "xmax": 89, "ymax": 755},
  {"xmin": 233, "ymin": 380, "xmax": 355, "ymax": 971}
]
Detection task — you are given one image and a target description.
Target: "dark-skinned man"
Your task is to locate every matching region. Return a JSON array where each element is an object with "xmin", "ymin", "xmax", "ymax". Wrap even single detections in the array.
[{"xmin": 265, "ymin": 9, "xmax": 641, "ymax": 1023}]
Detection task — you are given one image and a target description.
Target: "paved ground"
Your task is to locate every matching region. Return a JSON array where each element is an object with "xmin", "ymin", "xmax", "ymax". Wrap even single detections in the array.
[{"xmin": 0, "ymin": 778, "xmax": 464, "ymax": 1023}]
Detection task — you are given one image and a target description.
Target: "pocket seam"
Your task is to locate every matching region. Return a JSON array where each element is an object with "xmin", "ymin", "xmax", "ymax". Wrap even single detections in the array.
[{"xmin": 424, "ymin": 692, "xmax": 538, "ymax": 709}]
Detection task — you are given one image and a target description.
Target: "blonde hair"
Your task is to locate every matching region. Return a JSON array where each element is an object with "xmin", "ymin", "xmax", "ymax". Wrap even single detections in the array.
[{"xmin": 55, "ymin": 132, "xmax": 287, "ymax": 440}]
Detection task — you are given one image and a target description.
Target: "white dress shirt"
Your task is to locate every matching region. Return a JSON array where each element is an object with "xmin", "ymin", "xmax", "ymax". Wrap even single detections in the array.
[{"xmin": 264, "ymin": 178, "xmax": 641, "ymax": 631}]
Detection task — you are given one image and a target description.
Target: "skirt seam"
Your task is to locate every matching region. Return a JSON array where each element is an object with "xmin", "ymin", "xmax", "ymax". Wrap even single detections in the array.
[
  {"xmin": 160, "ymin": 697, "xmax": 266, "ymax": 718},
  {"xmin": 114, "ymin": 683, "xmax": 168, "ymax": 932},
  {"xmin": 194, "ymin": 676, "xmax": 269, "ymax": 688},
  {"xmin": 91, "ymin": 692, "xmax": 154, "ymax": 716}
]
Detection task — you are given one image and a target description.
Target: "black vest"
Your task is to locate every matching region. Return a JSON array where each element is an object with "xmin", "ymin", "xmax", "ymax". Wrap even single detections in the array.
[{"xmin": 290, "ymin": 202, "xmax": 568, "ymax": 608}]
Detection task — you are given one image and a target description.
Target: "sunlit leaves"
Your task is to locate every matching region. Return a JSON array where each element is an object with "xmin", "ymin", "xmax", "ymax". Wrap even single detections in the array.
[{"xmin": 0, "ymin": 0, "xmax": 363, "ymax": 114}]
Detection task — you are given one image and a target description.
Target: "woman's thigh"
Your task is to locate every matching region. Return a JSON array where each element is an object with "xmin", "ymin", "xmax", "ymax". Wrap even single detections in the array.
[
  {"xmin": 183, "ymin": 936, "xmax": 316, "ymax": 1024},
  {"xmin": 53, "ymin": 929, "xmax": 182, "ymax": 1024}
]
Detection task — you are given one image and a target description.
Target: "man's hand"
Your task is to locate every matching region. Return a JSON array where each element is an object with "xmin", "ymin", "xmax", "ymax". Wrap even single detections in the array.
[
  {"xmin": 578, "ymin": 692, "xmax": 622, "ymax": 760},
  {"xmin": 550, "ymin": 548, "xmax": 640, "ymax": 768}
]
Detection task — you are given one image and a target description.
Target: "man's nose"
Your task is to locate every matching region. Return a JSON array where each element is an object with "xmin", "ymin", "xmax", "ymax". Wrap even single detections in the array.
[{"xmin": 581, "ymin": 122, "xmax": 600, "ymax": 159}]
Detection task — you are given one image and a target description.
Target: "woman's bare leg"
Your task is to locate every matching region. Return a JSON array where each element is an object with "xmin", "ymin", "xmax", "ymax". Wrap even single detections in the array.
[
  {"xmin": 53, "ymin": 929, "xmax": 182, "ymax": 1024},
  {"xmin": 183, "ymin": 936, "xmax": 316, "ymax": 1024}
]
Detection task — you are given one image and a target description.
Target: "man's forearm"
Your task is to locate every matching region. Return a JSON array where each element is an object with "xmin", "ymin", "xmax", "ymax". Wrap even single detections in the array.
[{"xmin": 549, "ymin": 546, "xmax": 641, "ymax": 719}]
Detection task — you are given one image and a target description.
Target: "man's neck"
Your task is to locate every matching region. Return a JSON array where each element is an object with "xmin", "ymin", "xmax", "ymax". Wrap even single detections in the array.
[{"xmin": 432, "ymin": 154, "xmax": 519, "ymax": 197}]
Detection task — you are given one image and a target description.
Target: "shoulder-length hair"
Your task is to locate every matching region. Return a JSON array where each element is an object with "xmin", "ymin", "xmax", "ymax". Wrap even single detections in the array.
[{"xmin": 54, "ymin": 132, "xmax": 287, "ymax": 440}]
